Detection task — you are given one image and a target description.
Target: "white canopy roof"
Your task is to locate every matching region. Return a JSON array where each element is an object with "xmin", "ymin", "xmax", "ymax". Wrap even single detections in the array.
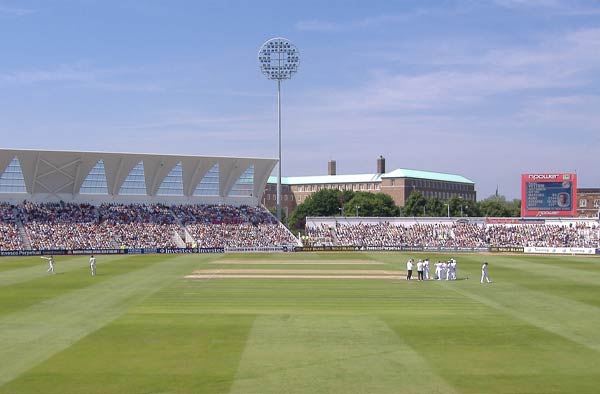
[{"xmin": 0, "ymin": 149, "xmax": 277, "ymax": 205}]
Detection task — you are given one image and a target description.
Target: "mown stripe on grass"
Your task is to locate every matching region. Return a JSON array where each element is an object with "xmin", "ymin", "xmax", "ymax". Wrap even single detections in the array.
[
  {"xmin": 0, "ymin": 256, "xmax": 161, "ymax": 317},
  {"xmin": 442, "ymin": 281, "xmax": 600, "ymax": 352},
  {"xmin": 0, "ymin": 255, "xmax": 130, "ymax": 288},
  {"xmin": 491, "ymin": 256, "xmax": 600, "ymax": 286},
  {"xmin": 0, "ymin": 256, "xmax": 88, "ymax": 287},
  {"xmin": 0, "ymin": 257, "xmax": 47, "ymax": 273},
  {"xmin": 0, "ymin": 255, "xmax": 204, "ymax": 387},
  {"xmin": 230, "ymin": 314, "xmax": 457, "ymax": 394}
]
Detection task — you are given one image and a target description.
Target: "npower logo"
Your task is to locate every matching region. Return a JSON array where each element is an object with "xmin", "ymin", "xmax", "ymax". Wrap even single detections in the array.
[
  {"xmin": 537, "ymin": 211, "xmax": 559, "ymax": 216},
  {"xmin": 528, "ymin": 174, "xmax": 559, "ymax": 180}
]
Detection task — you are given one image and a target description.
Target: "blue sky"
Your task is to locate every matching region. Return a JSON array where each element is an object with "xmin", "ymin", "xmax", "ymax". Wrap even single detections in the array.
[{"xmin": 1, "ymin": 0, "xmax": 599, "ymax": 199}]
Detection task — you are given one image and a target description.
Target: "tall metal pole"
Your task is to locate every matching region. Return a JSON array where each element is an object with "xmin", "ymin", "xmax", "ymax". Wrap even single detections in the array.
[
  {"xmin": 258, "ymin": 37, "xmax": 299, "ymax": 222},
  {"xmin": 277, "ymin": 79, "xmax": 282, "ymax": 220}
]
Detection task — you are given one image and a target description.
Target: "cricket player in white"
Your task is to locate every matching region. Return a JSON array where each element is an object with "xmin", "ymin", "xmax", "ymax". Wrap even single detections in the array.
[
  {"xmin": 423, "ymin": 259, "xmax": 430, "ymax": 280},
  {"xmin": 41, "ymin": 255, "xmax": 54, "ymax": 274},
  {"xmin": 434, "ymin": 261, "xmax": 441, "ymax": 280},
  {"xmin": 451, "ymin": 259, "xmax": 458, "ymax": 280},
  {"xmin": 447, "ymin": 259, "xmax": 456, "ymax": 280},
  {"xmin": 481, "ymin": 262, "xmax": 491, "ymax": 283},
  {"xmin": 90, "ymin": 255, "xmax": 96, "ymax": 276}
]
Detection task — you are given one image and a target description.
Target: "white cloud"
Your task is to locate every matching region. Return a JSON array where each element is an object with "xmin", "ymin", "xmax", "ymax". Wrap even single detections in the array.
[
  {"xmin": 494, "ymin": 0, "xmax": 562, "ymax": 8},
  {"xmin": 0, "ymin": 64, "xmax": 165, "ymax": 92},
  {"xmin": 295, "ymin": 20, "xmax": 342, "ymax": 32},
  {"xmin": 295, "ymin": 8, "xmax": 444, "ymax": 32},
  {"xmin": 494, "ymin": 0, "xmax": 600, "ymax": 15},
  {"xmin": 298, "ymin": 27, "xmax": 600, "ymax": 116},
  {"xmin": 120, "ymin": 115, "xmax": 271, "ymax": 131},
  {"xmin": 0, "ymin": 5, "xmax": 35, "ymax": 16}
]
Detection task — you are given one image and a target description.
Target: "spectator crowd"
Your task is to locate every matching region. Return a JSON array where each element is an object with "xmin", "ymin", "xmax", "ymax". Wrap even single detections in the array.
[
  {"xmin": 0, "ymin": 201, "xmax": 297, "ymax": 250},
  {"xmin": 304, "ymin": 221, "xmax": 599, "ymax": 249},
  {"xmin": 173, "ymin": 204, "xmax": 297, "ymax": 248},
  {"xmin": 0, "ymin": 202, "xmax": 23, "ymax": 250},
  {"xmin": 1, "ymin": 201, "xmax": 598, "ymax": 251}
]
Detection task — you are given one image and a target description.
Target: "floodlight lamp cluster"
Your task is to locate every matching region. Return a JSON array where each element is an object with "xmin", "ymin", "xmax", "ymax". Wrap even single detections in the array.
[{"xmin": 258, "ymin": 37, "xmax": 300, "ymax": 80}]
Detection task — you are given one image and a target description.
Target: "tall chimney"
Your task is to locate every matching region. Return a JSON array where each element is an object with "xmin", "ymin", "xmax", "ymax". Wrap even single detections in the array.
[
  {"xmin": 377, "ymin": 155, "xmax": 385, "ymax": 174},
  {"xmin": 328, "ymin": 160, "xmax": 336, "ymax": 176}
]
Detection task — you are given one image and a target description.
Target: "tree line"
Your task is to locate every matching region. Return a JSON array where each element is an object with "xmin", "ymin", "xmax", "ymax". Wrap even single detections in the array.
[{"xmin": 284, "ymin": 189, "xmax": 521, "ymax": 229}]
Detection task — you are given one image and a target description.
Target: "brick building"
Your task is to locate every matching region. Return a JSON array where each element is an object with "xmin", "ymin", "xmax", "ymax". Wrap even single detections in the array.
[
  {"xmin": 262, "ymin": 156, "xmax": 476, "ymax": 213},
  {"xmin": 577, "ymin": 188, "xmax": 600, "ymax": 218}
]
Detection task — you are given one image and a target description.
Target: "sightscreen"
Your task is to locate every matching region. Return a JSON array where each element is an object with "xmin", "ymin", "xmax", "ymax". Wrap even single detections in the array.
[{"xmin": 521, "ymin": 173, "xmax": 577, "ymax": 217}]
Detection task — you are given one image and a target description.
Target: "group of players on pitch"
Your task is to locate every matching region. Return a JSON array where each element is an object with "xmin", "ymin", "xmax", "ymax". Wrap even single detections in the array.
[
  {"xmin": 406, "ymin": 258, "xmax": 492, "ymax": 284},
  {"xmin": 405, "ymin": 258, "xmax": 457, "ymax": 281},
  {"xmin": 41, "ymin": 255, "xmax": 97, "ymax": 276}
]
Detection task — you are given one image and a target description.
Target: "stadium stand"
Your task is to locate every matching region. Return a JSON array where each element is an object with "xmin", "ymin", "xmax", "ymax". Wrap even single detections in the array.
[
  {"xmin": 304, "ymin": 220, "xmax": 599, "ymax": 249},
  {"xmin": 172, "ymin": 204, "xmax": 297, "ymax": 248},
  {"xmin": 0, "ymin": 202, "xmax": 23, "ymax": 250},
  {"xmin": 1, "ymin": 201, "xmax": 597, "ymax": 251},
  {"xmin": 0, "ymin": 201, "xmax": 298, "ymax": 250}
]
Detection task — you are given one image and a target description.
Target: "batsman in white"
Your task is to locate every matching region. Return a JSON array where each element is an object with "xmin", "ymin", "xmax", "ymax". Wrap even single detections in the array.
[
  {"xmin": 41, "ymin": 255, "xmax": 55, "ymax": 274},
  {"xmin": 434, "ymin": 261, "xmax": 441, "ymax": 280},
  {"xmin": 448, "ymin": 258, "xmax": 457, "ymax": 280},
  {"xmin": 89, "ymin": 255, "xmax": 96, "ymax": 276},
  {"xmin": 481, "ymin": 262, "xmax": 491, "ymax": 283}
]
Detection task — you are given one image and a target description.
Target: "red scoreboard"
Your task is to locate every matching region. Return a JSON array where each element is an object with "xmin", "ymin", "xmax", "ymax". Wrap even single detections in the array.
[{"xmin": 521, "ymin": 173, "xmax": 577, "ymax": 217}]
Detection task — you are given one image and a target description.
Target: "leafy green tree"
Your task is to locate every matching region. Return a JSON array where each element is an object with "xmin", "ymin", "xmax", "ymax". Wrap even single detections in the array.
[
  {"xmin": 477, "ymin": 195, "xmax": 521, "ymax": 217},
  {"xmin": 507, "ymin": 198, "xmax": 521, "ymax": 217},
  {"xmin": 344, "ymin": 192, "xmax": 400, "ymax": 217},
  {"xmin": 289, "ymin": 189, "xmax": 353, "ymax": 229},
  {"xmin": 402, "ymin": 191, "xmax": 427, "ymax": 217},
  {"xmin": 424, "ymin": 197, "xmax": 446, "ymax": 217}
]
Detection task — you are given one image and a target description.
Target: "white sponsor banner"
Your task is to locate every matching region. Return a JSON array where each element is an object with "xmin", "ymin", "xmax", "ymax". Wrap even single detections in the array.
[{"xmin": 524, "ymin": 247, "xmax": 596, "ymax": 255}]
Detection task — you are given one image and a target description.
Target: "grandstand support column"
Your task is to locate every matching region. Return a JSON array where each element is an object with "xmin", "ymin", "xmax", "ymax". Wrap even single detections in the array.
[{"xmin": 277, "ymin": 78, "xmax": 282, "ymax": 221}]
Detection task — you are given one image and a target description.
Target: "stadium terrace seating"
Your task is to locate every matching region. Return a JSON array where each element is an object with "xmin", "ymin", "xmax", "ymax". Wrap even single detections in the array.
[
  {"xmin": 171, "ymin": 204, "xmax": 278, "ymax": 225},
  {"xmin": 0, "ymin": 201, "xmax": 296, "ymax": 250},
  {"xmin": 484, "ymin": 223, "xmax": 599, "ymax": 248},
  {"xmin": 304, "ymin": 221, "xmax": 599, "ymax": 249},
  {"xmin": 173, "ymin": 204, "xmax": 297, "ymax": 248},
  {"xmin": 1, "ymin": 201, "xmax": 597, "ymax": 251},
  {"xmin": 302, "ymin": 223, "xmax": 335, "ymax": 247},
  {"xmin": 0, "ymin": 202, "xmax": 23, "ymax": 250}
]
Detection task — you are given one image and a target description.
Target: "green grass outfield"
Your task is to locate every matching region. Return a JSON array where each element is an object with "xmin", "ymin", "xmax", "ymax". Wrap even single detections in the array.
[{"xmin": 0, "ymin": 252, "xmax": 599, "ymax": 394}]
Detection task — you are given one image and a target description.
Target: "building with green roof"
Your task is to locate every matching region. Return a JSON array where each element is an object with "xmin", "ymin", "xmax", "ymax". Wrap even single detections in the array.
[{"xmin": 264, "ymin": 156, "xmax": 476, "ymax": 213}]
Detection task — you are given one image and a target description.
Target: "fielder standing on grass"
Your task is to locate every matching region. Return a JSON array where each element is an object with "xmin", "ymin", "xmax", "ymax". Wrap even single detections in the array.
[
  {"xmin": 90, "ymin": 255, "xmax": 96, "ymax": 276},
  {"xmin": 481, "ymin": 262, "xmax": 491, "ymax": 283},
  {"xmin": 41, "ymin": 255, "xmax": 55, "ymax": 274}
]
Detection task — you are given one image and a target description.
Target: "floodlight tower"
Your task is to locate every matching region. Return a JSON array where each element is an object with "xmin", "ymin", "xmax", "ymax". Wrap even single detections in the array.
[{"xmin": 258, "ymin": 37, "xmax": 300, "ymax": 221}]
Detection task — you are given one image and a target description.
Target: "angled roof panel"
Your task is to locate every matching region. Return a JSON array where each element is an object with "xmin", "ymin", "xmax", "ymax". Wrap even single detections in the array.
[
  {"xmin": 268, "ymin": 169, "xmax": 474, "ymax": 185},
  {"xmin": 269, "ymin": 173, "xmax": 382, "ymax": 185},
  {"xmin": 0, "ymin": 149, "xmax": 277, "ymax": 203},
  {"xmin": 382, "ymin": 169, "xmax": 474, "ymax": 184}
]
